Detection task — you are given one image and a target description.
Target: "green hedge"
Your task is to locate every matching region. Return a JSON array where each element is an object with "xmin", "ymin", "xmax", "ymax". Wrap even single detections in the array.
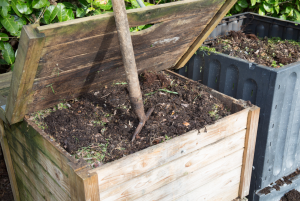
[{"xmin": 229, "ymin": 0, "xmax": 300, "ymax": 22}]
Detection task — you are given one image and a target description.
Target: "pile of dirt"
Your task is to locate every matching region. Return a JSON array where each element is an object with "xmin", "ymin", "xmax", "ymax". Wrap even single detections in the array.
[
  {"xmin": 281, "ymin": 189, "xmax": 300, "ymax": 201},
  {"xmin": 206, "ymin": 30, "xmax": 300, "ymax": 68},
  {"xmin": 259, "ymin": 168, "xmax": 300, "ymax": 195},
  {"xmin": 32, "ymin": 71, "xmax": 232, "ymax": 168},
  {"xmin": 0, "ymin": 147, "xmax": 14, "ymax": 201}
]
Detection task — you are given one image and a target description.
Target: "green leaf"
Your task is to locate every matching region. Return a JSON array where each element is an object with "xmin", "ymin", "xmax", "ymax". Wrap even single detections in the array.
[
  {"xmin": 44, "ymin": 5, "xmax": 59, "ymax": 24},
  {"xmin": 250, "ymin": 0, "xmax": 256, "ymax": 6},
  {"xmin": 237, "ymin": 0, "xmax": 248, "ymax": 8},
  {"xmin": 0, "ymin": 59, "xmax": 8, "ymax": 65},
  {"xmin": 259, "ymin": 4, "xmax": 265, "ymax": 15},
  {"xmin": 93, "ymin": 9, "xmax": 102, "ymax": 15},
  {"xmin": 265, "ymin": 0, "xmax": 276, "ymax": 4},
  {"xmin": 14, "ymin": 15, "xmax": 27, "ymax": 29},
  {"xmin": 274, "ymin": 5, "xmax": 279, "ymax": 14},
  {"xmin": 79, "ymin": 0, "xmax": 89, "ymax": 7},
  {"xmin": 130, "ymin": 0, "xmax": 140, "ymax": 8},
  {"xmin": 10, "ymin": 64, "xmax": 14, "ymax": 71},
  {"xmin": 0, "ymin": 16, "xmax": 19, "ymax": 36},
  {"xmin": 56, "ymin": 3, "xmax": 66, "ymax": 22},
  {"xmin": 263, "ymin": 2, "xmax": 273, "ymax": 13},
  {"xmin": 62, "ymin": 2, "xmax": 77, "ymax": 10},
  {"xmin": 144, "ymin": 2, "xmax": 154, "ymax": 6},
  {"xmin": 11, "ymin": 0, "xmax": 23, "ymax": 17},
  {"xmin": 32, "ymin": 0, "xmax": 48, "ymax": 9},
  {"xmin": 279, "ymin": 14, "xmax": 287, "ymax": 20},
  {"xmin": 0, "ymin": 41, "xmax": 4, "ymax": 50},
  {"xmin": 0, "ymin": 0, "xmax": 9, "ymax": 7},
  {"xmin": 2, "ymin": 42, "xmax": 15, "ymax": 65},
  {"xmin": 0, "ymin": 33, "xmax": 9, "ymax": 41},
  {"xmin": 294, "ymin": 9, "xmax": 300, "ymax": 21},
  {"xmin": 0, "ymin": 6, "xmax": 9, "ymax": 18},
  {"xmin": 235, "ymin": 4, "xmax": 242, "ymax": 12},
  {"xmin": 76, "ymin": 7, "xmax": 86, "ymax": 17},
  {"xmin": 16, "ymin": 0, "xmax": 33, "ymax": 15},
  {"xmin": 64, "ymin": 8, "xmax": 74, "ymax": 21},
  {"xmin": 93, "ymin": 0, "xmax": 112, "ymax": 10}
]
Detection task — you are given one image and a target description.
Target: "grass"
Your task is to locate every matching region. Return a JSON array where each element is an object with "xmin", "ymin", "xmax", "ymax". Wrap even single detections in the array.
[{"xmin": 209, "ymin": 104, "xmax": 220, "ymax": 120}]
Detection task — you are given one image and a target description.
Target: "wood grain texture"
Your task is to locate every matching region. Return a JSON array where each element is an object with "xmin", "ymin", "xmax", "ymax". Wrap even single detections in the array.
[
  {"xmin": 100, "ymin": 129, "xmax": 246, "ymax": 201},
  {"xmin": 239, "ymin": 106, "xmax": 260, "ymax": 198},
  {"xmin": 134, "ymin": 151, "xmax": 243, "ymax": 201},
  {"xmin": 0, "ymin": 72, "xmax": 12, "ymax": 95},
  {"xmin": 89, "ymin": 108, "xmax": 249, "ymax": 193},
  {"xmin": 175, "ymin": 0, "xmax": 238, "ymax": 69},
  {"xmin": 36, "ymin": 14, "xmax": 210, "ymax": 79},
  {"xmin": 6, "ymin": 129, "xmax": 71, "ymax": 200},
  {"xmin": 0, "ymin": 119, "xmax": 20, "ymax": 201},
  {"xmin": 5, "ymin": 24, "xmax": 45, "ymax": 124},
  {"xmin": 11, "ymin": 151, "xmax": 58, "ymax": 201},
  {"xmin": 37, "ymin": 0, "xmax": 225, "ymax": 47}
]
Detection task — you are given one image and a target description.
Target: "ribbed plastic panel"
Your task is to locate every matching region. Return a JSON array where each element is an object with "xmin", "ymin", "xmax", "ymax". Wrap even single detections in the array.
[{"xmin": 176, "ymin": 12, "xmax": 300, "ymax": 201}]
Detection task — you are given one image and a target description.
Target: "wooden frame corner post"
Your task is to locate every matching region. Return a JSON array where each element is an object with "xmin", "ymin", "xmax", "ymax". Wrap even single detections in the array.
[
  {"xmin": 0, "ymin": 119, "xmax": 20, "ymax": 201},
  {"xmin": 239, "ymin": 106, "xmax": 260, "ymax": 198},
  {"xmin": 5, "ymin": 24, "xmax": 45, "ymax": 125}
]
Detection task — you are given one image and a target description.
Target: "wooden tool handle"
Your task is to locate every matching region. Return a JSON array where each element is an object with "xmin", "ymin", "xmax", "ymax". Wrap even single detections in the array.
[{"xmin": 111, "ymin": 0, "xmax": 146, "ymax": 121}]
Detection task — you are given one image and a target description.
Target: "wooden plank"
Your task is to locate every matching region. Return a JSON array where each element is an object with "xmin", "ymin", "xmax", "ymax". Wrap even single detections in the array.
[
  {"xmin": 12, "ymin": 160, "xmax": 47, "ymax": 201},
  {"xmin": 0, "ymin": 72, "xmax": 12, "ymax": 94},
  {"xmin": 28, "ymin": 48, "xmax": 183, "ymax": 113},
  {"xmin": 15, "ymin": 176, "xmax": 34, "ymax": 201},
  {"xmin": 5, "ymin": 24, "xmax": 46, "ymax": 124},
  {"xmin": 11, "ymin": 153, "xmax": 57, "ymax": 201},
  {"xmin": 210, "ymin": 183, "xmax": 240, "ymax": 201},
  {"xmin": 100, "ymin": 129, "xmax": 246, "ymax": 200},
  {"xmin": 133, "ymin": 151, "xmax": 243, "ymax": 201},
  {"xmin": 37, "ymin": 0, "xmax": 225, "ymax": 47},
  {"xmin": 0, "ymin": 119, "xmax": 20, "ymax": 201},
  {"xmin": 239, "ymin": 106, "xmax": 260, "ymax": 198},
  {"xmin": 36, "ymin": 14, "xmax": 211, "ymax": 79},
  {"xmin": 89, "ymin": 108, "xmax": 249, "ymax": 192},
  {"xmin": 7, "ymin": 130, "xmax": 71, "ymax": 200},
  {"xmin": 174, "ymin": 0, "xmax": 238, "ymax": 69},
  {"xmin": 0, "ymin": 96, "xmax": 7, "ymax": 123}
]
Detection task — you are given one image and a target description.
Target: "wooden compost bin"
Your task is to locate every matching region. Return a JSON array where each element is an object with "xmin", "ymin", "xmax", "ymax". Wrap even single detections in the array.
[{"xmin": 0, "ymin": 0, "xmax": 260, "ymax": 200}]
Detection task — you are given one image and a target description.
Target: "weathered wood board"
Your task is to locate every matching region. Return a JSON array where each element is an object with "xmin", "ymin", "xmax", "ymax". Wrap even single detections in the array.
[
  {"xmin": 3, "ymin": 0, "xmax": 239, "ymax": 124},
  {"xmin": 1, "ymin": 71, "xmax": 259, "ymax": 201}
]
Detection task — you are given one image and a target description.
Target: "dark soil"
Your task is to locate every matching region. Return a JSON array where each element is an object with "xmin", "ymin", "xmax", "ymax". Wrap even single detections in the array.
[
  {"xmin": 206, "ymin": 30, "xmax": 300, "ymax": 68},
  {"xmin": 35, "ymin": 72, "xmax": 231, "ymax": 168},
  {"xmin": 0, "ymin": 147, "xmax": 14, "ymax": 201},
  {"xmin": 258, "ymin": 168, "xmax": 300, "ymax": 195},
  {"xmin": 280, "ymin": 189, "xmax": 300, "ymax": 201}
]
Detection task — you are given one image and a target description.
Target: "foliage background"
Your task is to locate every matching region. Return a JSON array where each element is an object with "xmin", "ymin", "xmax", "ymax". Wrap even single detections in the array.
[{"xmin": 0, "ymin": 0, "xmax": 300, "ymax": 72}]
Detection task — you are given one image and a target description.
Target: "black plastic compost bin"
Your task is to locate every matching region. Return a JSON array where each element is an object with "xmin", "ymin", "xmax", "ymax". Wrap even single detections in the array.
[{"xmin": 176, "ymin": 12, "xmax": 300, "ymax": 201}]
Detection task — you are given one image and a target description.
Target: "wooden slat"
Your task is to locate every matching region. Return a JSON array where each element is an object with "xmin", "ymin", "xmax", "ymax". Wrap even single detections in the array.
[
  {"xmin": 0, "ymin": 96, "xmax": 7, "ymax": 123},
  {"xmin": 239, "ymin": 106, "xmax": 260, "ymax": 198},
  {"xmin": 36, "ymin": 14, "xmax": 212, "ymax": 79},
  {"xmin": 175, "ymin": 168, "xmax": 241, "ymax": 201},
  {"xmin": 174, "ymin": 0, "xmax": 238, "ymax": 69},
  {"xmin": 5, "ymin": 24, "xmax": 46, "ymax": 124},
  {"xmin": 28, "ymin": 48, "xmax": 184, "ymax": 113},
  {"xmin": 12, "ymin": 160, "xmax": 47, "ymax": 201},
  {"xmin": 0, "ymin": 119, "xmax": 20, "ymax": 201},
  {"xmin": 210, "ymin": 183, "xmax": 240, "ymax": 201},
  {"xmin": 0, "ymin": 72, "xmax": 12, "ymax": 95},
  {"xmin": 134, "ymin": 151, "xmax": 243, "ymax": 201},
  {"xmin": 89, "ymin": 108, "xmax": 249, "ymax": 192},
  {"xmin": 37, "ymin": 0, "xmax": 225, "ymax": 47},
  {"xmin": 6, "ymin": 130, "xmax": 71, "ymax": 200},
  {"xmin": 15, "ymin": 176, "xmax": 35, "ymax": 201},
  {"xmin": 11, "ymin": 152, "xmax": 57, "ymax": 201},
  {"xmin": 100, "ymin": 129, "xmax": 246, "ymax": 200}
]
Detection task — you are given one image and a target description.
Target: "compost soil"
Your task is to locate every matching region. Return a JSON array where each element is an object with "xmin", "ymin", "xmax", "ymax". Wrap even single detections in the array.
[
  {"xmin": 259, "ymin": 168, "xmax": 300, "ymax": 195},
  {"xmin": 38, "ymin": 72, "xmax": 231, "ymax": 167},
  {"xmin": 280, "ymin": 189, "xmax": 300, "ymax": 201},
  {"xmin": 207, "ymin": 30, "xmax": 300, "ymax": 68},
  {"xmin": 0, "ymin": 147, "xmax": 14, "ymax": 201}
]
